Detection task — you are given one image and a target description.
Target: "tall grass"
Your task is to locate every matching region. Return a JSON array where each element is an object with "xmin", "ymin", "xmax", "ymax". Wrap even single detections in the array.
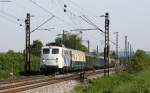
[
  {"xmin": 73, "ymin": 68, "xmax": 150, "ymax": 93},
  {"xmin": 0, "ymin": 52, "xmax": 41, "ymax": 80}
]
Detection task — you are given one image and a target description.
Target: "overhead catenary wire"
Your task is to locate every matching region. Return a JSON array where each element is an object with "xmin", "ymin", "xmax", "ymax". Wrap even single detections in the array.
[
  {"xmin": 61, "ymin": 0, "xmax": 117, "ymax": 46},
  {"xmin": 0, "ymin": 14, "xmax": 22, "ymax": 25},
  {"xmin": 80, "ymin": 15, "xmax": 104, "ymax": 33},
  {"xmin": 67, "ymin": 0, "xmax": 96, "ymax": 16},
  {"xmin": 31, "ymin": 15, "xmax": 55, "ymax": 33},
  {"xmin": 55, "ymin": 0, "xmax": 77, "ymax": 26},
  {"xmin": 28, "ymin": 0, "xmax": 73, "ymax": 27},
  {"xmin": 13, "ymin": 0, "xmax": 43, "ymax": 16},
  {"xmin": 82, "ymin": 15, "xmax": 103, "ymax": 31},
  {"xmin": 67, "ymin": 0, "xmax": 99, "ymax": 21},
  {"xmin": 79, "ymin": 15, "xmax": 116, "ymax": 45},
  {"xmin": 29, "ymin": 0, "xmax": 54, "ymax": 16},
  {"xmin": 0, "ymin": 0, "xmax": 11, "ymax": 2},
  {"xmin": 0, "ymin": 10, "xmax": 23, "ymax": 21},
  {"xmin": 61, "ymin": 0, "xmax": 98, "ymax": 29},
  {"xmin": 83, "ymin": 15, "xmax": 116, "ymax": 45},
  {"xmin": 28, "ymin": 0, "xmax": 116, "ymax": 46}
]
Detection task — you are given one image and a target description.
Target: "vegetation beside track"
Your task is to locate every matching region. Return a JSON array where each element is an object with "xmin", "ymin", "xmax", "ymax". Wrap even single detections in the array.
[
  {"xmin": 73, "ymin": 67, "xmax": 150, "ymax": 93},
  {"xmin": 0, "ymin": 51, "xmax": 41, "ymax": 80},
  {"xmin": 73, "ymin": 49, "xmax": 150, "ymax": 93}
]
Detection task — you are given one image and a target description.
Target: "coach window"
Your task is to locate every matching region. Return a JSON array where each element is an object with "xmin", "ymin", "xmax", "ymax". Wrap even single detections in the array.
[{"xmin": 52, "ymin": 48, "xmax": 59, "ymax": 54}]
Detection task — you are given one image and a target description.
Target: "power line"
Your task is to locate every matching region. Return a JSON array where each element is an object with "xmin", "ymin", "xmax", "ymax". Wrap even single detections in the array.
[
  {"xmin": 29, "ymin": 0, "xmax": 54, "ymax": 16},
  {"xmin": 83, "ymin": 15, "xmax": 116, "ymax": 45},
  {"xmin": 67, "ymin": 0, "xmax": 96, "ymax": 17},
  {"xmin": 62, "ymin": 0, "xmax": 100, "ymax": 28},
  {"xmin": 80, "ymin": 15, "xmax": 104, "ymax": 33},
  {"xmin": 0, "ymin": 0, "xmax": 11, "ymax": 2},
  {"xmin": 31, "ymin": 15, "xmax": 55, "ymax": 33},
  {"xmin": 0, "ymin": 14, "xmax": 22, "ymax": 25},
  {"xmin": 28, "ymin": 0, "xmax": 72, "ymax": 27},
  {"xmin": 0, "ymin": 10, "xmax": 23, "ymax": 21},
  {"xmin": 55, "ymin": 0, "xmax": 77, "ymax": 26},
  {"xmin": 78, "ymin": 16, "xmax": 116, "ymax": 45},
  {"xmin": 63, "ymin": 0, "xmax": 116, "ymax": 47}
]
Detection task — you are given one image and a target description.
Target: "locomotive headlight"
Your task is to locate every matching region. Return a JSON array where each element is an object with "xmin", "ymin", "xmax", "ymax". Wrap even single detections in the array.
[{"xmin": 42, "ymin": 59, "xmax": 45, "ymax": 62}]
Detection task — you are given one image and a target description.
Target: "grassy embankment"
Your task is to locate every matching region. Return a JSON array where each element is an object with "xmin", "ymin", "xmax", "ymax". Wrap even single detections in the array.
[
  {"xmin": 73, "ymin": 67, "xmax": 150, "ymax": 93},
  {"xmin": 0, "ymin": 52, "xmax": 41, "ymax": 79}
]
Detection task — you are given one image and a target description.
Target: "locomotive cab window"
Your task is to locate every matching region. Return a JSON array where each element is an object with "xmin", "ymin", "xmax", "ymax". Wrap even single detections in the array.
[
  {"xmin": 52, "ymin": 48, "xmax": 59, "ymax": 54},
  {"xmin": 43, "ymin": 48, "xmax": 50, "ymax": 54}
]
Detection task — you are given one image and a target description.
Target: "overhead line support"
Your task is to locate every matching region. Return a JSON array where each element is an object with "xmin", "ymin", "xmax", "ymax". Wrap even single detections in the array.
[
  {"xmin": 24, "ymin": 13, "xmax": 31, "ymax": 73},
  {"xmin": 104, "ymin": 13, "xmax": 110, "ymax": 77}
]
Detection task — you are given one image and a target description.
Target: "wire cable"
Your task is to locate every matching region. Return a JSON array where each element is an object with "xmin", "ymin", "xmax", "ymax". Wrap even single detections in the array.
[
  {"xmin": 82, "ymin": 15, "xmax": 103, "ymax": 32},
  {"xmin": 28, "ymin": 0, "xmax": 72, "ymax": 27},
  {"xmin": 0, "ymin": 14, "xmax": 22, "ymax": 26},
  {"xmin": 67, "ymin": 0, "xmax": 97, "ymax": 19},
  {"xmin": 79, "ymin": 16, "xmax": 116, "ymax": 45},
  {"xmin": 31, "ymin": 15, "xmax": 54, "ymax": 33},
  {"xmin": 29, "ymin": 0, "xmax": 54, "ymax": 16},
  {"xmin": 56, "ymin": 0, "xmax": 78, "ymax": 26},
  {"xmin": 0, "ymin": 10, "xmax": 23, "ymax": 21},
  {"xmin": 80, "ymin": 16, "xmax": 104, "ymax": 33}
]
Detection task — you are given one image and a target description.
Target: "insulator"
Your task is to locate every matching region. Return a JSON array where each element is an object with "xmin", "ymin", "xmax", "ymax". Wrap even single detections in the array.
[
  {"xmin": 20, "ymin": 24, "xmax": 22, "ymax": 26},
  {"xmin": 64, "ymin": 9, "xmax": 67, "ymax": 12},
  {"xmin": 64, "ymin": 4, "xmax": 67, "ymax": 8}
]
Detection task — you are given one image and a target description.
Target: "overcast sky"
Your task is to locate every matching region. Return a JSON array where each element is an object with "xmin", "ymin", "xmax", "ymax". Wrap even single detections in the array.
[{"xmin": 0, "ymin": 0, "xmax": 150, "ymax": 52}]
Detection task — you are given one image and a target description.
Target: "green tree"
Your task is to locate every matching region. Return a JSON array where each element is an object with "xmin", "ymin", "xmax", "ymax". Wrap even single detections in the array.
[
  {"xmin": 30, "ymin": 40, "xmax": 43, "ymax": 56},
  {"xmin": 55, "ymin": 33, "xmax": 88, "ymax": 52},
  {"xmin": 7, "ymin": 50, "xmax": 15, "ymax": 54},
  {"xmin": 130, "ymin": 49, "xmax": 149, "ymax": 71}
]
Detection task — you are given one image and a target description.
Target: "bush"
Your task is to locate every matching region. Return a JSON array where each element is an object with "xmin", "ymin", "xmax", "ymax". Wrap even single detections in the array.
[
  {"xmin": 0, "ymin": 52, "xmax": 40, "ymax": 79},
  {"xmin": 74, "ymin": 68, "xmax": 150, "ymax": 93},
  {"xmin": 129, "ymin": 50, "xmax": 150, "ymax": 72}
]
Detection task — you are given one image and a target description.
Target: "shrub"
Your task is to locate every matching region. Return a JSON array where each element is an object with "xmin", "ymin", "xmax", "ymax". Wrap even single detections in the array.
[
  {"xmin": 129, "ymin": 50, "xmax": 150, "ymax": 72},
  {"xmin": 0, "ymin": 52, "xmax": 40, "ymax": 79}
]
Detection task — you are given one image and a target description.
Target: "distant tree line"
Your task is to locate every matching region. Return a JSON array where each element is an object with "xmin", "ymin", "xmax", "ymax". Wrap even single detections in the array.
[{"xmin": 46, "ymin": 33, "xmax": 88, "ymax": 52}]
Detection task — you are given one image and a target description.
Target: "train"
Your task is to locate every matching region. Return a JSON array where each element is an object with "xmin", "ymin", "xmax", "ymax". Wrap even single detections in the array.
[{"xmin": 40, "ymin": 45, "xmax": 115, "ymax": 74}]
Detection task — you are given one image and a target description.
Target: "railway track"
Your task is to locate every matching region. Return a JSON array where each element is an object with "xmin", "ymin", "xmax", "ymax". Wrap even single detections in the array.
[
  {"xmin": 0, "ymin": 75, "xmax": 49, "ymax": 85},
  {"xmin": 0, "ymin": 68, "xmax": 117, "ymax": 93}
]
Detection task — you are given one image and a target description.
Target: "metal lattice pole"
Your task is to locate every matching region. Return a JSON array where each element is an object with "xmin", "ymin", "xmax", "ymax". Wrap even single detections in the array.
[
  {"xmin": 25, "ymin": 13, "xmax": 31, "ymax": 73},
  {"xmin": 124, "ymin": 36, "xmax": 128, "ymax": 66},
  {"xmin": 114, "ymin": 32, "xmax": 119, "ymax": 72},
  {"xmin": 104, "ymin": 13, "xmax": 110, "ymax": 77}
]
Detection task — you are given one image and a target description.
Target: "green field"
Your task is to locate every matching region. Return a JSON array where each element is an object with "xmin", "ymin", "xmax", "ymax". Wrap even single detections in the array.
[{"xmin": 73, "ymin": 67, "xmax": 150, "ymax": 93}]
